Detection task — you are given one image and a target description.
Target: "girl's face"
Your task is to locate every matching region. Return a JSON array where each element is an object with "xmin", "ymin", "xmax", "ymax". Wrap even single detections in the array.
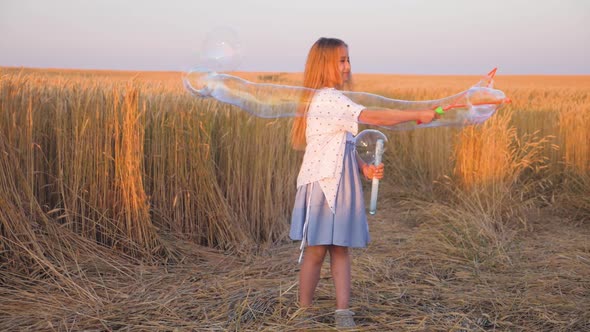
[{"xmin": 338, "ymin": 46, "xmax": 351, "ymax": 84}]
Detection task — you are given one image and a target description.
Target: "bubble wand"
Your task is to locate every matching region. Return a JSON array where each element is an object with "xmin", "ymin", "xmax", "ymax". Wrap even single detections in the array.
[{"xmin": 369, "ymin": 138, "xmax": 385, "ymax": 215}]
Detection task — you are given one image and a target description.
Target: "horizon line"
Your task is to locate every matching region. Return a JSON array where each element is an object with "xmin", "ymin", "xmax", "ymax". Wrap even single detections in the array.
[{"xmin": 2, "ymin": 66, "xmax": 590, "ymax": 77}]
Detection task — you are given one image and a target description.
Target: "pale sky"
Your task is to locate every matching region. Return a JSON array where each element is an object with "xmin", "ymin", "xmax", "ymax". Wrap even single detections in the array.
[{"xmin": 1, "ymin": 0, "xmax": 589, "ymax": 74}]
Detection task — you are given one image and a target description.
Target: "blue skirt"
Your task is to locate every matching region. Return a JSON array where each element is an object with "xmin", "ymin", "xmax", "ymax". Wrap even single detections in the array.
[{"xmin": 290, "ymin": 141, "xmax": 370, "ymax": 248}]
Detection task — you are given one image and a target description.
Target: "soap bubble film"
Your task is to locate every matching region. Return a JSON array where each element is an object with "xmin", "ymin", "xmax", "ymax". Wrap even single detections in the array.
[
  {"xmin": 182, "ymin": 69, "xmax": 510, "ymax": 130},
  {"xmin": 355, "ymin": 129, "xmax": 389, "ymax": 165}
]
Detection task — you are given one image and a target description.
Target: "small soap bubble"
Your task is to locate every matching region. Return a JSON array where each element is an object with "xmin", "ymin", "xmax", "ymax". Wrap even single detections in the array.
[
  {"xmin": 200, "ymin": 27, "xmax": 243, "ymax": 72},
  {"xmin": 183, "ymin": 27, "xmax": 242, "ymax": 97},
  {"xmin": 355, "ymin": 129, "xmax": 388, "ymax": 165}
]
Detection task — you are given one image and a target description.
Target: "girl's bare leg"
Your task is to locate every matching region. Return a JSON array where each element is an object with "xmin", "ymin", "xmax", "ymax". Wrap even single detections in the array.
[
  {"xmin": 328, "ymin": 245, "xmax": 351, "ymax": 309},
  {"xmin": 299, "ymin": 245, "xmax": 328, "ymax": 307}
]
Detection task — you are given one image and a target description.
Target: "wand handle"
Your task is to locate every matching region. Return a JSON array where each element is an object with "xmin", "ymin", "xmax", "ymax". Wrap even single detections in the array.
[{"xmin": 369, "ymin": 139, "xmax": 384, "ymax": 215}]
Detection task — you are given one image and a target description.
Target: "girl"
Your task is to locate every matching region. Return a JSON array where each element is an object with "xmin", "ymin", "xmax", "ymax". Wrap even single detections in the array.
[{"xmin": 289, "ymin": 37, "xmax": 437, "ymax": 328}]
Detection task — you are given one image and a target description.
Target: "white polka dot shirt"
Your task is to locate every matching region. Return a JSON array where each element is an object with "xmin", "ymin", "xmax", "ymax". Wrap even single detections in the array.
[{"xmin": 296, "ymin": 88, "xmax": 365, "ymax": 213}]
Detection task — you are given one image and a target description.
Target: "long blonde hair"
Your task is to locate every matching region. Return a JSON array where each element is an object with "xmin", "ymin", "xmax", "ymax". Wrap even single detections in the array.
[{"xmin": 291, "ymin": 37, "xmax": 349, "ymax": 150}]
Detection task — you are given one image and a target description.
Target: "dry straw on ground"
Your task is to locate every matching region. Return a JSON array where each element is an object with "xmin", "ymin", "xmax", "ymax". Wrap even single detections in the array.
[{"xmin": 1, "ymin": 68, "xmax": 589, "ymax": 331}]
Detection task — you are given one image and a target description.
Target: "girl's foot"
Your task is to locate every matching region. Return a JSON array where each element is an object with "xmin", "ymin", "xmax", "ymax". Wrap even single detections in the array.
[{"xmin": 334, "ymin": 309, "xmax": 356, "ymax": 329}]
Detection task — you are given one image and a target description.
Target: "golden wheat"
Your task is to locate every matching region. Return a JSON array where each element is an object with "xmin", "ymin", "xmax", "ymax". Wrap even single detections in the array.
[
  {"xmin": 1, "ymin": 68, "xmax": 589, "ymax": 257},
  {"xmin": 1, "ymin": 67, "xmax": 589, "ymax": 331}
]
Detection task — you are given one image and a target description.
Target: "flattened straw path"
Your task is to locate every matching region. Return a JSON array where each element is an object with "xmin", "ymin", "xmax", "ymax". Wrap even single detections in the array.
[{"xmin": 1, "ymin": 203, "xmax": 588, "ymax": 331}]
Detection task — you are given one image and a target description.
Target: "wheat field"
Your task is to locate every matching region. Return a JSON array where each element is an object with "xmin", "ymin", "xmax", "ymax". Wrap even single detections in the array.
[{"xmin": 1, "ymin": 67, "xmax": 589, "ymax": 331}]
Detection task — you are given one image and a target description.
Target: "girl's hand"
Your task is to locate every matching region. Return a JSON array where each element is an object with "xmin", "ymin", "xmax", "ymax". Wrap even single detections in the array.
[
  {"xmin": 362, "ymin": 163, "xmax": 384, "ymax": 180},
  {"xmin": 417, "ymin": 109, "xmax": 438, "ymax": 124}
]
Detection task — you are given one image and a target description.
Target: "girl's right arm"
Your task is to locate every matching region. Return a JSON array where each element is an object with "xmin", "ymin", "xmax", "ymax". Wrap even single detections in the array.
[{"xmin": 358, "ymin": 108, "xmax": 438, "ymax": 127}]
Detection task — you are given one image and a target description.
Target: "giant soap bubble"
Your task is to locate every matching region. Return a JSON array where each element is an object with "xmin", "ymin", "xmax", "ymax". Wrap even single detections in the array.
[{"xmin": 183, "ymin": 68, "xmax": 510, "ymax": 131}]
